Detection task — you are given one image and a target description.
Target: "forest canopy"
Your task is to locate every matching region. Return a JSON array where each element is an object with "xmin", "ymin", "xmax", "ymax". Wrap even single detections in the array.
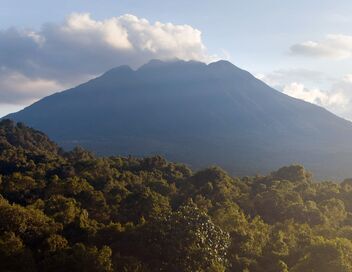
[{"xmin": 1, "ymin": 119, "xmax": 352, "ymax": 271}]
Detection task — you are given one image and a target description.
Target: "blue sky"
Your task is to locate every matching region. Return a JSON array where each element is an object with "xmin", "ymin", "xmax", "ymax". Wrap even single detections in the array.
[{"xmin": 1, "ymin": 0, "xmax": 352, "ymax": 118}]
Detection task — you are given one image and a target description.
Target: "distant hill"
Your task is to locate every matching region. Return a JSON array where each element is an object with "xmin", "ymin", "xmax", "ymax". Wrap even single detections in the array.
[{"xmin": 6, "ymin": 59, "xmax": 352, "ymax": 180}]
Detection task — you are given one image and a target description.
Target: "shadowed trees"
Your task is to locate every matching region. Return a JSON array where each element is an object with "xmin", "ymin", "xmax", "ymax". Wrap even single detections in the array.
[{"xmin": 1, "ymin": 120, "xmax": 352, "ymax": 271}]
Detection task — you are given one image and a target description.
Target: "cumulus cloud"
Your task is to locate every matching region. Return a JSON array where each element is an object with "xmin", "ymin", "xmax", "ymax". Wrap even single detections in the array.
[
  {"xmin": 0, "ymin": 68, "xmax": 64, "ymax": 105},
  {"xmin": 257, "ymin": 70, "xmax": 352, "ymax": 119},
  {"xmin": 290, "ymin": 34, "xmax": 352, "ymax": 59},
  {"xmin": 283, "ymin": 82, "xmax": 348, "ymax": 110},
  {"xmin": 0, "ymin": 13, "xmax": 213, "ymax": 110}
]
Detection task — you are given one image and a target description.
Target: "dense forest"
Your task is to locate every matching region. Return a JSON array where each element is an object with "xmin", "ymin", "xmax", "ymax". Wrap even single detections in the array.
[{"xmin": 1, "ymin": 119, "xmax": 352, "ymax": 271}]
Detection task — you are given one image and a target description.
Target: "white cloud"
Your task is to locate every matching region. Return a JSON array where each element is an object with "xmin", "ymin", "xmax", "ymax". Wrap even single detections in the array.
[
  {"xmin": 258, "ymin": 70, "xmax": 352, "ymax": 119},
  {"xmin": 0, "ymin": 68, "xmax": 65, "ymax": 105},
  {"xmin": 283, "ymin": 82, "xmax": 348, "ymax": 110},
  {"xmin": 60, "ymin": 13, "xmax": 132, "ymax": 50},
  {"xmin": 0, "ymin": 13, "xmax": 213, "ymax": 109},
  {"xmin": 118, "ymin": 14, "xmax": 207, "ymax": 59},
  {"xmin": 290, "ymin": 34, "xmax": 352, "ymax": 59}
]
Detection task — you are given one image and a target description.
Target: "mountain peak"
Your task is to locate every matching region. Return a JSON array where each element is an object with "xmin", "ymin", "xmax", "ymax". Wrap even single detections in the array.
[
  {"xmin": 138, "ymin": 58, "xmax": 206, "ymax": 71},
  {"xmin": 209, "ymin": 59, "xmax": 235, "ymax": 67},
  {"xmin": 104, "ymin": 59, "xmax": 240, "ymax": 76},
  {"xmin": 103, "ymin": 65, "xmax": 134, "ymax": 76},
  {"xmin": 139, "ymin": 59, "xmax": 181, "ymax": 70},
  {"xmin": 208, "ymin": 59, "xmax": 245, "ymax": 71}
]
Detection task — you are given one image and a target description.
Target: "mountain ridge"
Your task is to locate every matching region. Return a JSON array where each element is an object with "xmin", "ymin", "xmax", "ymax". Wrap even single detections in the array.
[{"xmin": 5, "ymin": 59, "xmax": 352, "ymax": 180}]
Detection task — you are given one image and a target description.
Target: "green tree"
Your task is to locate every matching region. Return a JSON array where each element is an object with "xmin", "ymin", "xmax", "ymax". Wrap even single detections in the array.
[{"xmin": 138, "ymin": 203, "xmax": 230, "ymax": 271}]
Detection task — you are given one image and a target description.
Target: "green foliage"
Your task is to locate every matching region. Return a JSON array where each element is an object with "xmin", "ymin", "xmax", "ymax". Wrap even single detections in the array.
[
  {"xmin": 138, "ymin": 202, "xmax": 230, "ymax": 271},
  {"xmin": 291, "ymin": 238, "xmax": 352, "ymax": 272},
  {"xmin": 40, "ymin": 243, "xmax": 113, "ymax": 272},
  {"xmin": 2, "ymin": 120, "xmax": 352, "ymax": 271}
]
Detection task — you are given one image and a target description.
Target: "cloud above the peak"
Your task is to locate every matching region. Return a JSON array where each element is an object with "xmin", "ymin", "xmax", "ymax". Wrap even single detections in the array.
[
  {"xmin": 0, "ymin": 13, "xmax": 213, "ymax": 110},
  {"xmin": 290, "ymin": 34, "xmax": 352, "ymax": 59}
]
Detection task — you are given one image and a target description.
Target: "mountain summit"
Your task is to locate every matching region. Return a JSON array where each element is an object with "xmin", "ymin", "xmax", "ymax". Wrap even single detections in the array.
[{"xmin": 6, "ymin": 59, "xmax": 352, "ymax": 179}]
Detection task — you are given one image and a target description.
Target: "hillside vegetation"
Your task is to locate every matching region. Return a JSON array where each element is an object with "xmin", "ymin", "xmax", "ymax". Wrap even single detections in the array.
[{"xmin": 1, "ymin": 120, "xmax": 352, "ymax": 271}]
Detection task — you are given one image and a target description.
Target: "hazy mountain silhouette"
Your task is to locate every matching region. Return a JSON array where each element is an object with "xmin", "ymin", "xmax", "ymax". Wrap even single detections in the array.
[{"xmin": 6, "ymin": 59, "xmax": 352, "ymax": 179}]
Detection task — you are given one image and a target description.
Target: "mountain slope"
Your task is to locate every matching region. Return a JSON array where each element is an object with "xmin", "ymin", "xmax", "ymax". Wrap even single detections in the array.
[{"xmin": 6, "ymin": 59, "xmax": 352, "ymax": 179}]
